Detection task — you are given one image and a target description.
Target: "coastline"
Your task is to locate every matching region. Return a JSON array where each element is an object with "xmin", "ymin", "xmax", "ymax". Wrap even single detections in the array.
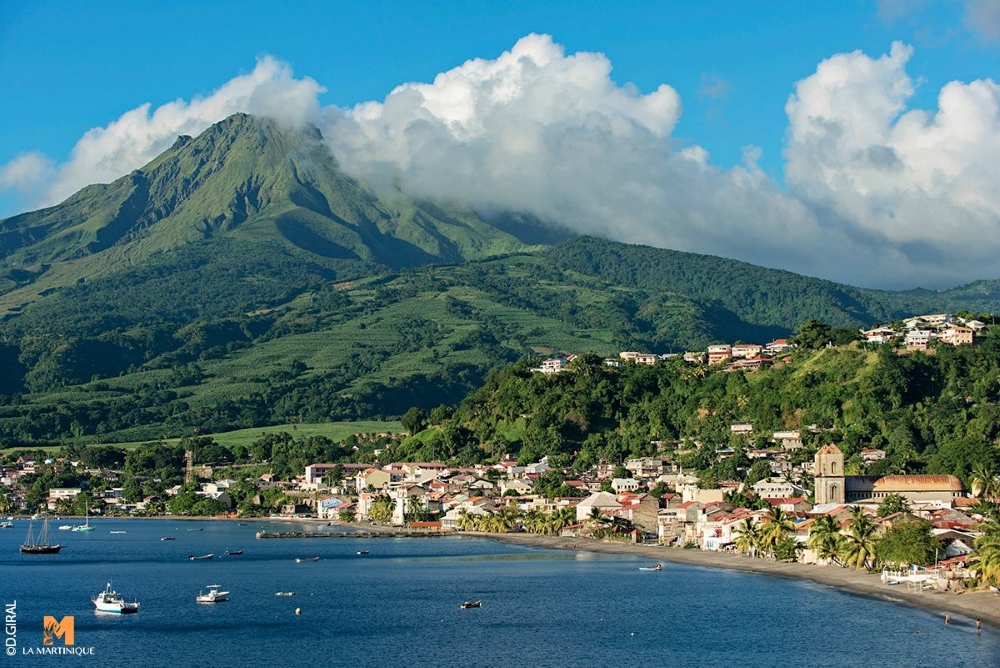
[
  {"xmin": 483, "ymin": 532, "xmax": 1000, "ymax": 630},
  {"xmin": 26, "ymin": 513, "xmax": 998, "ymax": 628}
]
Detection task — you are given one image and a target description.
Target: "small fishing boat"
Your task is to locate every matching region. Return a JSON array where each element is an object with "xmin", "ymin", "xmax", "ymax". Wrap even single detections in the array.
[
  {"xmin": 295, "ymin": 556, "xmax": 320, "ymax": 563},
  {"xmin": 460, "ymin": 600, "xmax": 482, "ymax": 609},
  {"xmin": 110, "ymin": 530, "xmax": 127, "ymax": 534},
  {"xmin": 58, "ymin": 525, "xmax": 73, "ymax": 531},
  {"xmin": 196, "ymin": 585, "xmax": 229, "ymax": 603},
  {"xmin": 160, "ymin": 536, "xmax": 175, "ymax": 541},
  {"xmin": 92, "ymin": 583, "xmax": 139, "ymax": 614},
  {"xmin": 275, "ymin": 592, "xmax": 296, "ymax": 597},
  {"xmin": 188, "ymin": 553, "xmax": 214, "ymax": 561},
  {"xmin": 187, "ymin": 528, "xmax": 203, "ymax": 532},
  {"xmin": 638, "ymin": 563, "xmax": 663, "ymax": 571},
  {"xmin": 0, "ymin": 521, "xmax": 12, "ymax": 529},
  {"xmin": 225, "ymin": 550, "xmax": 244, "ymax": 556},
  {"xmin": 356, "ymin": 550, "xmax": 370, "ymax": 555}
]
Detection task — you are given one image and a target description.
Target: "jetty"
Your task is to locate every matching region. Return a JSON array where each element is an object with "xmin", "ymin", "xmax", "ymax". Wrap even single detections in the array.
[{"xmin": 255, "ymin": 530, "xmax": 446, "ymax": 539}]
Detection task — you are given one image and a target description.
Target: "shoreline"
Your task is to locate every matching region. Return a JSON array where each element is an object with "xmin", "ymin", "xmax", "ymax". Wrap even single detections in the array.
[
  {"xmin": 19, "ymin": 514, "xmax": 998, "ymax": 627},
  {"xmin": 483, "ymin": 532, "xmax": 1000, "ymax": 630}
]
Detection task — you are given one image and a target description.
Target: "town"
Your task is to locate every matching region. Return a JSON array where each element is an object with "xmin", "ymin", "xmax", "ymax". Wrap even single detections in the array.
[{"xmin": 3, "ymin": 311, "xmax": 998, "ymax": 593}]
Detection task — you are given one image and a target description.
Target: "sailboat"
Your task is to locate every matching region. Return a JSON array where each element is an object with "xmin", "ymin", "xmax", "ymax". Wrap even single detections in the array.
[
  {"xmin": 21, "ymin": 517, "xmax": 62, "ymax": 554},
  {"xmin": 72, "ymin": 502, "xmax": 95, "ymax": 532}
]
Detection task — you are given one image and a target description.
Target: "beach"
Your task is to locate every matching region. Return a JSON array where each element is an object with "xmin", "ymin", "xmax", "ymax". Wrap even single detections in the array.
[{"xmin": 485, "ymin": 532, "xmax": 1000, "ymax": 630}]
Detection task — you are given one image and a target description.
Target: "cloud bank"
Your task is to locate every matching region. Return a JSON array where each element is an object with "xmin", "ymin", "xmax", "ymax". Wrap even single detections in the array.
[
  {"xmin": 0, "ymin": 56, "xmax": 323, "ymax": 208},
  {"xmin": 2, "ymin": 35, "xmax": 999, "ymax": 290}
]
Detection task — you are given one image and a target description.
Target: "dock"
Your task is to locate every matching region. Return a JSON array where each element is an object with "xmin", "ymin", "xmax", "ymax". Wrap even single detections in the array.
[{"xmin": 255, "ymin": 530, "xmax": 447, "ymax": 539}]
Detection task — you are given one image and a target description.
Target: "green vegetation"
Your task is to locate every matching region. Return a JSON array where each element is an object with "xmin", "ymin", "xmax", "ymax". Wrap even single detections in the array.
[{"xmin": 2, "ymin": 113, "xmax": 1000, "ymax": 447}]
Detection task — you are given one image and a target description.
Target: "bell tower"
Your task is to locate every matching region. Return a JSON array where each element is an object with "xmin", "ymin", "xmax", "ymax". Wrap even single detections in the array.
[{"xmin": 814, "ymin": 444, "xmax": 845, "ymax": 504}]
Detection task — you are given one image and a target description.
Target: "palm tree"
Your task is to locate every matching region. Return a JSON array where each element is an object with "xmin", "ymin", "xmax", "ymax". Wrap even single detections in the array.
[
  {"xmin": 840, "ymin": 506, "xmax": 878, "ymax": 571},
  {"xmin": 733, "ymin": 517, "xmax": 760, "ymax": 558},
  {"xmin": 975, "ymin": 522, "xmax": 1000, "ymax": 586},
  {"xmin": 971, "ymin": 463, "xmax": 999, "ymax": 502},
  {"xmin": 760, "ymin": 506, "xmax": 795, "ymax": 558},
  {"xmin": 457, "ymin": 508, "xmax": 474, "ymax": 531},
  {"xmin": 808, "ymin": 514, "xmax": 843, "ymax": 566}
]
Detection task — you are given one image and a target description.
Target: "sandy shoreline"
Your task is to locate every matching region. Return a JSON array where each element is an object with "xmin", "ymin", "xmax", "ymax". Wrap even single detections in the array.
[{"xmin": 482, "ymin": 532, "xmax": 1000, "ymax": 631}]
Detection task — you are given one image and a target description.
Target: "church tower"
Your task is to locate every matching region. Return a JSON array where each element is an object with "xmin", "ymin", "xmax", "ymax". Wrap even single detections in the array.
[{"xmin": 814, "ymin": 444, "xmax": 845, "ymax": 504}]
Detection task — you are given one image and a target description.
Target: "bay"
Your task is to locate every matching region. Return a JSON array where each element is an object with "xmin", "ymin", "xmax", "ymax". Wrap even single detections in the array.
[{"xmin": 1, "ymin": 518, "xmax": 998, "ymax": 667}]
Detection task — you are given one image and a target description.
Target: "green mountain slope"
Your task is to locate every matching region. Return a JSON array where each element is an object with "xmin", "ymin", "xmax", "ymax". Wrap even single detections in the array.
[
  {"xmin": 1, "ymin": 113, "xmax": 1000, "ymax": 446},
  {"xmin": 0, "ymin": 113, "xmax": 539, "ymax": 313}
]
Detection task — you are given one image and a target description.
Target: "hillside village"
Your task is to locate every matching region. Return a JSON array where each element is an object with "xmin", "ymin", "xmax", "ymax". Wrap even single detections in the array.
[{"xmin": 1, "ymin": 311, "xmax": 998, "ymax": 585}]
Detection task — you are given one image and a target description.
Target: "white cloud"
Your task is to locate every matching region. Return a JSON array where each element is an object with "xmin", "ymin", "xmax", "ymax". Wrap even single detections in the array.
[
  {"xmin": 2, "ymin": 35, "xmax": 999, "ymax": 289},
  {"xmin": 0, "ymin": 56, "xmax": 323, "ymax": 210},
  {"xmin": 784, "ymin": 41, "xmax": 1000, "ymax": 285}
]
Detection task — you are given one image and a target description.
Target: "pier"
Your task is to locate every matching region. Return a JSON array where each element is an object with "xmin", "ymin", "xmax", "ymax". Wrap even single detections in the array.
[{"xmin": 255, "ymin": 530, "xmax": 447, "ymax": 539}]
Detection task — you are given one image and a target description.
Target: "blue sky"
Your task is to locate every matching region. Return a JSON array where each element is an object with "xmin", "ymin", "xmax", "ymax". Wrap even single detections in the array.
[{"xmin": 1, "ymin": 1, "xmax": 998, "ymax": 288}]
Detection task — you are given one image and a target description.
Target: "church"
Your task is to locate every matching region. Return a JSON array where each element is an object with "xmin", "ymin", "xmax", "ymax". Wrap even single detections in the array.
[{"xmin": 813, "ymin": 444, "xmax": 966, "ymax": 507}]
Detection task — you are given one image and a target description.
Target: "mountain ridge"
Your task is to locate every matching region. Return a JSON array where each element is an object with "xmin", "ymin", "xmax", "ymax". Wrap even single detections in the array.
[{"xmin": 1, "ymin": 113, "xmax": 1000, "ymax": 444}]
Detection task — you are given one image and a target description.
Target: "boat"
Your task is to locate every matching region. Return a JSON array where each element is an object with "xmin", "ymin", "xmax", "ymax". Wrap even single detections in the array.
[
  {"xmin": 195, "ymin": 584, "xmax": 230, "ymax": 603},
  {"xmin": 295, "ymin": 556, "xmax": 320, "ymax": 563},
  {"xmin": 160, "ymin": 536, "xmax": 175, "ymax": 541},
  {"xmin": 110, "ymin": 530, "xmax": 126, "ymax": 534},
  {"xmin": 187, "ymin": 528, "xmax": 203, "ymax": 532},
  {"xmin": 0, "ymin": 521, "xmax": 12, "ymax": 529},
  {"xmin": 92, "ymin": 583, "xmax": 139, "ymax": 614},
  {"xmin": 356, "ymin": 550, "xmax": 370, "ymax": 555},
  {"xmin": 639, "ymin": 563, "xmax": 663, "ymax": 571},
  {"xmin": 188, "ymin": 553, "xmax": 214, "ymax": 560},
  {"xmin": 20, "ymin": 517, "xmax": 62, "ymax": 554},
  {"xmin": 460, "ymin": 600, "xmax": 482, "ymax": 609},
  {"xmin": 72, "ymin": 503, "xmax": 95, "ymax": 532},
  {"xmin": 225, "ymin": 550, "xmax": 243, "ymax": 555},
  {"xmin": 275, "ymin": 592, "xmax": 296, "ymax": 597},
  {"xmin": 57, "ymin": 525, "xmax": 73, "ymax": 531}
]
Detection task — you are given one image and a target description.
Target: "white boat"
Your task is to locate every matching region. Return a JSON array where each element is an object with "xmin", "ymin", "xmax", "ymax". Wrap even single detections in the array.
[
  {"xmin": 57, "ymin": 525, "xmax": 73, "ymax": 531},
  {"xmin": 295, "ymin": 556, "xmax": 320, "ymax": 563},
  {"xmin": 0, "ymin": 521, "xmax": 13, "ymax": 529},
  {"xmin": 196, "ymin": 585, "xmax": 230, "ymax": 603},
  {"xmin": 72, "ymin": 503, "xmax": 95, "ymax": 532},
  {"xmin": 275, "ymin": 592, "xmax": 296, "ymax": 597},
  {"xmin": 92, "ymin": 583, "xmax": 139, "ymax": 614},
  {"xmin": 110, "ymin": 531, "xmax": 126, "ymax": 534}
]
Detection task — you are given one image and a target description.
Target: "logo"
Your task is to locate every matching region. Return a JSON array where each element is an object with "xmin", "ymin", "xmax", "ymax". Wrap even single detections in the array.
[{"xmin": 42, "ymin": 616, "xmax": 73, "ymax": 646}]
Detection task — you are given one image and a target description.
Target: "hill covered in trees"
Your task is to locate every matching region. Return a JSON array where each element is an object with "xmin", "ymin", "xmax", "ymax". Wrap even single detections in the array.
[{"xmin": 392, "ymin": 332, "xmax": 1000, "ymax": 489}]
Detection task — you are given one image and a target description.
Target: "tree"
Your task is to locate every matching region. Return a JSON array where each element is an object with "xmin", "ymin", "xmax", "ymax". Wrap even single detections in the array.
[
  {"xmin": 368, "ymin": 495, "xmax": 393, "ymax": 525},
  {"xmin": 807, "ymin": 514, "xmax": 843, "ymax": 566},
  {"xmin": 976, "ymin": 521, "xmax": 1000, "ymax": 586},
  {"xmin": 876, "ymin": 493, "xmax": 910, "ymax": 518},
  {"xmin": 841, "ymin": 506, "xmax": 879, "ymax": 571},
  {"xmin": 793, "ymin": 319, "xmax": 834, "ymax": 350},
  {"xmin": 760, "ymin": 506, "xmax": 795, "ymax": 558},
  {"xmin": 400, "ymin": 407, "xmax": 428, "ymax": 435},
  {"xmin": 733, "ymin": 517, "xmax": 760, "ymax": 557},
  {"xmin": 876, "ymin": 518, "xmax": 942, "ymax": 567},
  {"xmin": 971, "ymin": 463, "xmax": 1000, "ymax": 502}
]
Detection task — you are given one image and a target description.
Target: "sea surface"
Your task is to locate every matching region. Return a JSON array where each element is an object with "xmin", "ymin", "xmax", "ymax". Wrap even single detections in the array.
[{"xmin": 1, "ymin": 518, "xmax": 998, "ymax": 668}]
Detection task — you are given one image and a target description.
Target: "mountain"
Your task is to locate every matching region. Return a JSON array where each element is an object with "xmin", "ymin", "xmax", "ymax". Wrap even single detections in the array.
[
  {"xmin": 1, "ymin": 113, "xmax": 1000, "ymax": 445},
  {"xmin": 0, "ymin": 113, "xmax": 554, "ymax": 315}
]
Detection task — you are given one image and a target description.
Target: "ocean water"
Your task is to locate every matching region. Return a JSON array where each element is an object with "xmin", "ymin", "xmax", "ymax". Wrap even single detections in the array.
[{"xmin": 1, "ymin": 519, "xmax": 998, "ymax": 668}]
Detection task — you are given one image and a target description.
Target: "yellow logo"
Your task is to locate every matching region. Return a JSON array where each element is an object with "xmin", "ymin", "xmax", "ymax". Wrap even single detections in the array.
[{"xmin": 42, "ymin": 616, "xmax": 74, "ymax": 646}]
